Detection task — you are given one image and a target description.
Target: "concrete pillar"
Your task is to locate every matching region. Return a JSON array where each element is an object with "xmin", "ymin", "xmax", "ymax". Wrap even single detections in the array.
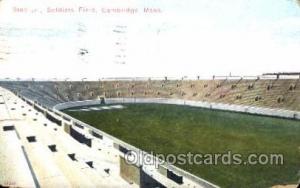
[
  {"xmin": 157, "ymin": 165, "xmax": 168, "ymax": 176},
  {"xmin": 120, "ymin": 157, "xmax": 141, "ymax": 185},
  {"xmin": 120, "ymin": 156, "xmax": 165, "ymax": 188},
  {"xmin": 64, "ymin": 123, "xmax": 71, "ymax": 134}
]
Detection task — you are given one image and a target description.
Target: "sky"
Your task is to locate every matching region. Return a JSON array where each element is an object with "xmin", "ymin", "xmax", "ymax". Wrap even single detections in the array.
[{"xmin": 0, "ymin": 0, "xmax": 300, "ymax": 80}]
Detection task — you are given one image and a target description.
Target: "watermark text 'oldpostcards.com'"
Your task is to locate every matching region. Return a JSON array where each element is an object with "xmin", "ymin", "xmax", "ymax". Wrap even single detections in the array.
[{"xmin": 124, "ymin": 150, "xmax": 284, "ymax": 168}]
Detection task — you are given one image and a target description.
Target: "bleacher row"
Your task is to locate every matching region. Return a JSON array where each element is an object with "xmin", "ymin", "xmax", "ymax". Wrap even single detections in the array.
[{"xmin": 0, "ymin": 78, "xmax": 299, "ymax": 111}]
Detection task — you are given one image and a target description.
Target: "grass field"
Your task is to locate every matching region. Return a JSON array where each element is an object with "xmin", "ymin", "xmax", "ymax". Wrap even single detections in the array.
[{"xmin": 65, "ymin": 104, "xmax": 300, "ymax": 188}]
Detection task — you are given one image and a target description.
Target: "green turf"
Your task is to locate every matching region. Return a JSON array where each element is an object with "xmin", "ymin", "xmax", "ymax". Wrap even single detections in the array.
[{"xmin": 64, "ymin": 104, "xmax": 300, "ymax": 188}]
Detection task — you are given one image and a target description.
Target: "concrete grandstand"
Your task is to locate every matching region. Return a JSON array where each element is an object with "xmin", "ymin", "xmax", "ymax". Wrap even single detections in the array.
[{"xmin": 1, "ymin": 74, "xmax": 299, "ymax": 111}]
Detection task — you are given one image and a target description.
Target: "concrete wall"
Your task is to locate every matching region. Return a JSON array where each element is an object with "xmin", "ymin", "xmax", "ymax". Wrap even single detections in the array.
[
  {"xmin": 103, "ymin": 98, "xmax": 300, "ymax": 120},
  {"xmin": 56, "ymin": 97, "xmax": 300, "ymax": 119},
  {"xmin": 54, "ymin": 99, "xmax": 102, "ymax": 110}
]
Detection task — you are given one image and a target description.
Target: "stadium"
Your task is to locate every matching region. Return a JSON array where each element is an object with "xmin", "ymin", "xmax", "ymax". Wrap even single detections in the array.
[
  {"xmin": 1, "ymin": 0, "xmax": 300, "ymax": 187},
  {"xmin": 0, "ymin": 73, "xmax": 300, "ymax": 188}
]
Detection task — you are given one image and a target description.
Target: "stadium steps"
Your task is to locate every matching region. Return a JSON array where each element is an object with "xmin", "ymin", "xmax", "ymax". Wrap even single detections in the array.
[
  {"xmin": 38, "ymin": 121, "xmax": 136, "ymax": 187},
  {"xmin": 209, "ymin": 80, "xmax": 239, "ymax": 103},
  {"xmin": 260, "ymin": 79, "xmax": 290, "ymax": 109},
  {"xmin": 32, "ymin": 86, "xmax": 63, "ymax": 104},
  {"xmin": 2, "ymin": 78, "xmax": 300, "ymax": 111},
  {"xmin": 14, "ymin": 120, "xmax": 72, "ymax": 187},
  {"xmin": 280, "ymin": 79, "xmax": 300, "ymax": 111},
  {"xmin": 27, "ymin": 119, "xmax": 98, "ymax": 187},
  {"xmin": 14, "ymin": 102, "xmax": 122, "ymax": 187},
  {"xmin": 34, "ymin": 82, "xmax": 66, "ymax": 103},
  {"xmin": 234, "ymin": 79, "xmax": 267, "ymax": 106},
  {"xmin": 217, "ymin": 79, "xmax": 251, "ymax": 104},
  {"xmin": 0, "ymin": 123, "xmax": 36, "ymax": 187}
]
